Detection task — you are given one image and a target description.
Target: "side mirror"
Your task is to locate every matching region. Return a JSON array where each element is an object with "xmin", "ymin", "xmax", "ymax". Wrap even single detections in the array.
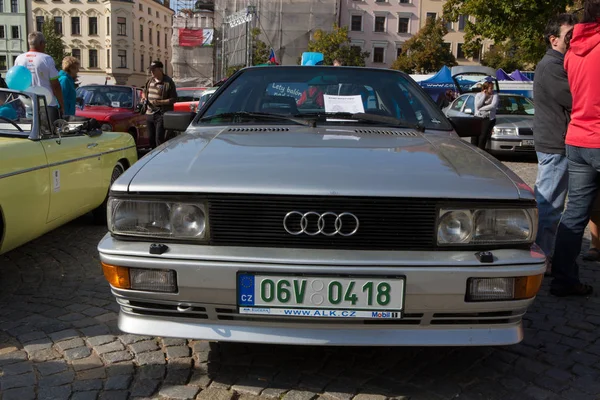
[
  {"xmin": 53, "ymin": 118, "xmax": 69, "ymax": 143},
  {"xmin": 163, "ymin": 111, "xmax": 195, "ymax": 132},
  {"xmin": 448, "ymin": 116, "xmax": 484, "ymax": 138},
  {"xmin": 135, "ymin": 103, "xmax": 143, "ymax": 113},
  {"xmin": 76, "ymin": 97, "xmax": 85, "ymax": 110},
  {"xmin": 464, "ymin": 108, "xmax": 473, "ymax": 115}
]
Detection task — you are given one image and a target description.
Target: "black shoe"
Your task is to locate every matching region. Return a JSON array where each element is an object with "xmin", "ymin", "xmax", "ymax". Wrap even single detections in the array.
[{"xmin": 550, "ymin": 283, "xmax": 593, "ymax": 297}]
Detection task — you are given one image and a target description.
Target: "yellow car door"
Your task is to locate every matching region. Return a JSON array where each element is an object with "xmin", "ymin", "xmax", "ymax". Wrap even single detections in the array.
[{"xmin": 39, "ymin": 116, "xmax": 102, "ymax": 223}]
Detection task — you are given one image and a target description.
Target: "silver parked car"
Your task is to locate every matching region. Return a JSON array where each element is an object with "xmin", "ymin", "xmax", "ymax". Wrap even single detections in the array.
[
  {"xmin": 98, "ymin": 66, "xmax": 545, "ymax": 346},
  {"xmin": 444, "ymin": 93, "xmax": 535, "ymax": 154}
]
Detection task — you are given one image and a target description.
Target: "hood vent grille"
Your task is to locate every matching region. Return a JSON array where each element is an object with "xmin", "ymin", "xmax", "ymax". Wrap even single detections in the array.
[
  {"xmin": 228, "ymin": 127, "xmax": 290, "ymax": 132},
  {"xmin": 354, "ymin": 129, "xmax": 419, "ymax": 137}
]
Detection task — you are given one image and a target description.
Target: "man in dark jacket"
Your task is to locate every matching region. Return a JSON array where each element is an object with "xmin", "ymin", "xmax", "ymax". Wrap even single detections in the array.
[
  {"xmin": 533, "ymin": 13, "xmax": 577, "ymax": 274},
  {"xmin": 142, "ymin": 60, "xmax": 177, "ymax": 149}
]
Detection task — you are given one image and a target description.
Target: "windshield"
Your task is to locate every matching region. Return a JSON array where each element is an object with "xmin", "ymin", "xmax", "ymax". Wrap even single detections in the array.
[
  {"xmin": 76, "ymin": 86, "xmax": 134, "ymax": 108},
  {"xmin": 0, "ymin": 89, "xmax": 33, "ymax": 136},
  {"xmin": 177, "ymin": 88, "xmax": 206, "ymax": 102},
  {"xmin": 198, "ymin": 67, "xmax": 453, "ymax": 130},
  {"xmin": 497, "ymin": 95, "xmax": 534, "ymax": 115}
]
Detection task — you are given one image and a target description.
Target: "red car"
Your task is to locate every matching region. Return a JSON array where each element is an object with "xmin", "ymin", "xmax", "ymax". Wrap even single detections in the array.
[
  {"xmin": 75, "ymin": 85, "xmax": 150, "ymax": 150},
  {"xmin": 174, "ymin": 87, "xmax": 207, "ymax": 112}
]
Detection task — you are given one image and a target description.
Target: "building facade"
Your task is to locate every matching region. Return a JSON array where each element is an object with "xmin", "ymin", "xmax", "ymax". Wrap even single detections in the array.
[
  {"xmin": 0, "ymin": 0, "xmax": 28, "ymax": 75},
  {"xmin": 29, "ymin": 0, "xmax": 174, "ymax": 87},
  {"xmin": 340, "ymin": 0, "xmax": 421, "ymax": 68}
]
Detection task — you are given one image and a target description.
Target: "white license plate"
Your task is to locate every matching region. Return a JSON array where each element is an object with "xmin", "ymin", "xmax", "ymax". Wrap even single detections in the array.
[
  {"xmin": 522, "ymin": 139, "xmax": 534, "ymax": 146},
  {"xmin": 237, "ymin": 273, "xmax": 405, "ymax": 318}
]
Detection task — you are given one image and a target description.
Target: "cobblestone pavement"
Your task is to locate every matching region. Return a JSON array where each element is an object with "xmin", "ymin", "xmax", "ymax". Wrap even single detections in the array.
[{"xmin": 2, "ymin": 157, "xmax": 600, "ymax": 400}]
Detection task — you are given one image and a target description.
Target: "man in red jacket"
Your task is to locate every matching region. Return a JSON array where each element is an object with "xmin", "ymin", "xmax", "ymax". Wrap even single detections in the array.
[{"xmin": 550, "ymin": 0, "xmax": 600, "ymax": 297}]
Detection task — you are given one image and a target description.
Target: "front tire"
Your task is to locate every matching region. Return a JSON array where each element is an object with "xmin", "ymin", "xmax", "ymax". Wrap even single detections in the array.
[{"xmin": 93, "ymin": 162, "xmax": 125, "ymax": 225}]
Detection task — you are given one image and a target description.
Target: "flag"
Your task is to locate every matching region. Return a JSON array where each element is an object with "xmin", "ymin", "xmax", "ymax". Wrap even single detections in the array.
[{"xmin": 268, "ymin": 48, "xmax": 279, "ymax": 65}]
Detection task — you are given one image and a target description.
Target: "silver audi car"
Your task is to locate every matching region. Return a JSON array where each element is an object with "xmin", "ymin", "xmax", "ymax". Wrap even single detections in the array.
[{"xmin": 98, "ymin": 66, "xmax": 545, "ymax": 346}]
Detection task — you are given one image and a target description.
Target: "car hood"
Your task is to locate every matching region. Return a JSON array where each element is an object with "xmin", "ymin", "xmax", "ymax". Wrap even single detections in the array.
[
  {"xmin": 76, "ymin": 106, "xmax": 134, "ymax": 121},
  {"xmin": 495, "ymin": 115, "xmax": 533, "ymax": 129},
  {"xmin": 122, "ymin": 126, "xmax": 531, "ymax": 200}
]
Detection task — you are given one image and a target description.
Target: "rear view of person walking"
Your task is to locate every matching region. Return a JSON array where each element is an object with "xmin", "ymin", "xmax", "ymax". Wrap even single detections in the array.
[{"xmin": 532, "ymin": 13, "xmax": 577, "ymax": 275}]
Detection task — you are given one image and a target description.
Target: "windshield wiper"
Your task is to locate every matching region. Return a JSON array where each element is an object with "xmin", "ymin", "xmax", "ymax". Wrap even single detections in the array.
[
  {"xmin": 297, "ymin": 112, "xmax": 423, "ymax": 131},
  {"xmin": 199, "ymin": 112, "xmax": 315, "ymax": 127}
]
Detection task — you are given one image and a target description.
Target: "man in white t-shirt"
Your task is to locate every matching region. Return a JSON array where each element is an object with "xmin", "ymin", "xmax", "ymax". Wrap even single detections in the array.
[{"xmin": 14, "ymin": 32, "xmax": 64, "ymax": 117}]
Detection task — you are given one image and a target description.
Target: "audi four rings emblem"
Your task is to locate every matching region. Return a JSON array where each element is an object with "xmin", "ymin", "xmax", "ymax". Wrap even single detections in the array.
[{"xmin": 283, "ymin": 211, "xmax": 360, "ymax": 236}]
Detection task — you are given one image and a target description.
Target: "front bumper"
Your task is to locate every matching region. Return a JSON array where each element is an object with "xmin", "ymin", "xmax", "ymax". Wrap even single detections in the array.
[
  {"xmin": 98, "ymin": 234, "xmax": 545, "ymax": 346},
  {"xmin": 489, "ymin": 135, "xmax": 535, "ymax": 153}
]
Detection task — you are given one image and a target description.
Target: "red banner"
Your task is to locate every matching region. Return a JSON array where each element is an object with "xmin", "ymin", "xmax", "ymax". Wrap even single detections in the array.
[{"xmin": 178, "ymin": 29, "xmax": 213, "ymax": 47}]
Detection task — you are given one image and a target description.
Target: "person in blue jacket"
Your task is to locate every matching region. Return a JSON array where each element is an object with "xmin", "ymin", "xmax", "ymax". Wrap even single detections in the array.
[{"xmin": 58, "ymin": 56, "xmax": 80, "ymax": 116}]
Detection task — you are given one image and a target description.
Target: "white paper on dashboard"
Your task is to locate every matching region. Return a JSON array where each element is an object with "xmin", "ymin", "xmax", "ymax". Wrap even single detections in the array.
[{"xmin": 323, "ymin": 95, "xmax": 365, "ymax": 114}]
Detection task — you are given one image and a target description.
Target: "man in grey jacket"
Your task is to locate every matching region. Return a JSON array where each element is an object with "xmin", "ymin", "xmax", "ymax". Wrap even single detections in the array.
[{"xmin": 533, "ymin": 13, "xmax": 577, "ymax": 273}]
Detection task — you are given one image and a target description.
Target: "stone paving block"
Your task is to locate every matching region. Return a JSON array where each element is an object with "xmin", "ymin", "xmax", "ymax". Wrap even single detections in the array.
[
  {"xmin": 58, "ymin": 312, "xmax": 87, "ymax": 322},
  {"xmin": 164, "ymin": 368, "xmax": 191, "ymax": 385},
  {"xmin": 80, "ymin": 324, "xmax": 111, "ymax": 337},
  {"xmin": 23, "ymin": 339, "xmax": 53, "ymax": 353},
  {"xmin": 38, "ymin": 369, "xmax": 75, "ymax": 387},
  {"xmin": 35, "ymin": 360, "xmax": 68, "ymax": 376},
  {"xmin": 261, "ymin": 387, "xmax": 287, "ymax": 399},
  {"xmin": 0, "ymin": 372, "xmax": 36, "ymax": 390},
  {"xmin": 106, "ymin": 361, "xmax": 135, "ymax": 376},
  {"xmin": 64, "ymin": 346, "xmax": 92, "ymax": 361},
  {"xmin": 189, "ymin": 370, "xmax": 212, "ymax": 388},
  {"xmin": 82, "ymin": 307, "xmax": 107, "ymax": 317},
  {"xmin": 130, "ymin": 340, "xmax": 160, "ymax": 354},
  {"xmin": 71, "ymin": 391, "xmax": 100, "ymax": 400},
  {"xmin": 282, "ymin": 390, "xmax": 317, "ymax": 400},
  {"xmin": 73, "ymin": 378, "xmax": 104, "ymax": 391},
  {"xmin": 162, "ymin": 338, "xmax": 188, "ymax": 347},
  {"xmin": 1, "ymin": 360, "xmax": 34, "ymax": 376},
  {"xmin": 0, "ymin": 350, "xmax": 27, "ymax": 366},
  {"xmin": 119, "ymin": 334, "xmax": 153, "ymax": 345},
  {"xmin": 48, "ymin": 329, "xmax": 80, "ymax": 342},
  {"xmin": 77, "ymin": 367, "xmax": 107, "ymax": 381},
  {"xmin": 95, "ymin": 340, "xmax": 125, "ymax": 355},
  {"xmin": 138, "ymin": 364, "xmax": 166, "ymax": 380},
  {"xmin": 137, "ymin": 350, "xmax": 166, "ymax": 365},
  {"xmin": 105, "ymin": 374, "xmax": 133, "ymax": 390},
  {"xmin": 159, "ymin": 385, "xmax": 200, "ymax": 399},
  {"xmin": 1, "ymin": 386, "xmax": 36, "ymax": 400},
  {"xmin": 37, "ymin": 385, "xmax": 73, "ymax": 400},
  {"xmin": 166, "ymin": 345, "xmax": 191, "ymax": 359},
  {"xmin": 17, "ymin": 331, "xmax": 48, "ymax": 344},
  {"xmin": 98, "ymin": 390, "xmax": 129, "ymax": 400},
  {"xmin": 232, "ymin": 377, "xmax": 269, "ymax": 396},
  {"xmin": 72, "ymin": 355, "xmax": 104, "ymax": 372},
  {"xmin": 28, "ymin": 348, "xmax": 61, "ymax": 362},
  {"xmin": 86, "ymin": 335, "xmax": 116, "ymax": 347},
  {"xmin": 168, "ymin": 357, "xmax": 194, "ymax": 370},
  {"xmin": 130, "ymin": 378, "xmax": 161, "ymax": 397},
  {"xmin": 102, "ymin": 350, "xmax": 134, "ymax": 365},
  {"xmin": 95, "ymin": 312, "xmax": 119, "ymax": 323},
  {"xmin": 56, "ymin": 337, "xmax": 86, "ymax": 352},
  {"xmin": 195, "ymin": 387, "xmax": 235, "ymax": 400}
]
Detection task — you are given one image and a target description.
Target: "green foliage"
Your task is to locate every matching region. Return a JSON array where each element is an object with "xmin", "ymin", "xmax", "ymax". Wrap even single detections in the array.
[
  {"xmin": 305, "ymin": 24, "xmax": 370, "ymax": 66},
  {"xmin": 443, "ymin": 0, "xmax": 576, "ymax": 66},
  {"xmin": 251, "ymin": 28, "xmax": 270, "ymax": 65},
  {"xmin": 41, "ymin": 18, "xmax": 68, "ymax": 69},
  {"xmin": 390, "ymin": 18, "xmax": 457, "ymax": 74},
  {"xmin": 480, "ymin": 41, "xmax": 526, "ymax": 71},
  {"xmin": 226, "ymin": 65, "xmax": 244, "ymax": 77}
]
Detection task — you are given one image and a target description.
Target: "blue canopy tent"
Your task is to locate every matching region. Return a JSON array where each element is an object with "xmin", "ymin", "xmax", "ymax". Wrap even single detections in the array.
[
  {"xmin": 418, "ymin": 66, "xmax": 457, "ymax": 101},
  {"xmin": 496, "ymin": 68, "xmax": 514, "ymax": 81},
  {"xmin": 509, "ymin": 69, "xmax": 532, "ymax": 81}
]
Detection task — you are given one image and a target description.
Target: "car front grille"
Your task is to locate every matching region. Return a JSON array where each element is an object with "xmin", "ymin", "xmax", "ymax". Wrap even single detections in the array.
[
  {"xmin": 117, "ymin": 298, "xmax": 525, "ymax": 326},
  {"xmin": 207, "ymin": 194, "xmax": 438, "ymax": 251}
]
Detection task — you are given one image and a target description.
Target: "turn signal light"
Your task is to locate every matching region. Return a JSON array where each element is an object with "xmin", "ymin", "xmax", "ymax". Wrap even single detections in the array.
[
  {"xmin": 102, "ymin": 262, "xmax": 130, "ymax": 289},
  {"xmin": 514, "ymin": 274, "xmax": 544, "ymax": 300}
]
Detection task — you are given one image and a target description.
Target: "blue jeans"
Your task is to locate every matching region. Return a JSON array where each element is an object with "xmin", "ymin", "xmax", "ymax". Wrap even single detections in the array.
[
  {"xmin": 534, "ymin": 152, "xmax": 569, "ymax": 258},
  {"xmin": 552, "ymin": 145, "xmax": 600, "ymax": 287}
]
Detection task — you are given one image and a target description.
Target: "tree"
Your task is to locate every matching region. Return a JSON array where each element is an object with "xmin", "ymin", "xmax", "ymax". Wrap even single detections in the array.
[
  {"xmin": 305, "ymin": 24, "xmax": 370, "ymax": 66},
  {"xmin": 390, "ymin": 18, "xmax": 457, "ymax": 74},
  {"xmin": 41, "ymin": 17, "xmax": 68, "ymax": 69},
  {"xmin": 251, "ymin": 28, "xmax": 270, "ymax": 65},
  {"xmin": 443, "ymin": 0, "xmax": 575, "ymax": 66},
  {"xmin": 480, "ymin": 41, "xmax": 526, "ymax": 72}
]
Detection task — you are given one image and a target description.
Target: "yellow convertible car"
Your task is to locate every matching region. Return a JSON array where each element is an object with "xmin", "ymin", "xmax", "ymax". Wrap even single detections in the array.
[{"xmin": 0, "ymin": 88, "xmax": 138, "ymax": 255}]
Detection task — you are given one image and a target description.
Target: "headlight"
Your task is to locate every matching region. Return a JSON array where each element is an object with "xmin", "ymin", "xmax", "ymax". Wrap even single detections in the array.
[
  {"xmin": 437, "ymin": 208, "xmax": 536, "ymax": 245},
  {"xmin": 101, "ymin": 123, "xmax": 113, "ymax": 132},
  {"xmin": 492, "ymin": 127, "xmax": 517, "ymax": 136},
  {"xmin": 107, "ymin": 198, "xmax": 208, "ymax": 240}
]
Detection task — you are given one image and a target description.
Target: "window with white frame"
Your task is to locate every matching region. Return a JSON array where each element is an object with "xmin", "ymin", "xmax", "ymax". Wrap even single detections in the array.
[
  {"xmin": 374, "ymin": 16, "xmax": 386, "ymax": 33},
  {"xmin": 71, "ymin": 16, "xmax": 80, "ymax": 35},
  {"xmin": 10, "ymin": 0, "xmax": 17, "ymax": 13},
  {"xmin": 426, "ymin": 12, "xmax": 436, "ymax": 22},
  {"xmin": 458, "ymin": 15, "xmax": 466, "ymax": 31},
  {"xmin": 72, "ymin": 48, "xmax": 80, "ymax": 61},
  {"xmin": 11, "ymin": 25, "xmax": 19, "ymax": 39},
  {"xmin": 457, "ymin": 43, "xmax": 466, "ymax": 59},
  {"xmin": 89, "ymin": 17, "xmax": 97, "ymax": 35},
  {"xmin": 351, "ymin": 15, "xmax": 362, "ymax": 31},
  {"xmin": 54, "ymin": 16, "xmax": 62, "ymax": 35},
  {"xmin": 398, "ymin": 17, "xmax": 409, "ymax": 33},
  {"xmin": 445, "ymin": 20, "xmax": 453, "ymax": 31},
  {"xmin": 0, "ymin": 56, "xmax": 6, "ymax": 71},
  {"xmin": 118, "ymin": 49, "xmax": 126, "ymax": 68},
  {"xmin": 36, "ymin": 16, "xmax": 44, "ymax": 32},
  {"xmin": 0, "ymin": 26, "xmax": 5, "ymax": 39},
  {"xmin": 89, "ymin": 49, "xmax": 97, "ymax": 68},
  {"xmin": 117, "ymin": 17, "xmax": 126, "ymax": 36},
  {"xmin": 396, "ymin": 47, "xmax": 403, "ymax": 59},
  {"xmin": 373, "ymin": 46, "xmax": 385, "ymax": 64},
  {"xmin": 399, "ymin": 0, "xmax": 410, "ymax": 3}
]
